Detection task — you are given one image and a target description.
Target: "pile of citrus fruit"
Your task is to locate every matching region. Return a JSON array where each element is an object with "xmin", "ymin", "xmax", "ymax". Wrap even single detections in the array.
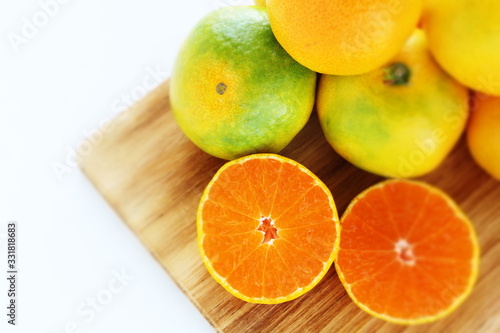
[{"xmin": 169, "ymin": 0, "xmax": 498, "ymax": 325}]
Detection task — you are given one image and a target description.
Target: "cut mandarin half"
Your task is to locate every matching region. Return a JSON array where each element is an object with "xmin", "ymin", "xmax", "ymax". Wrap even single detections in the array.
[
  {"xmin": 336, "ymin": 179, "xmax": 480, "ymax": 324},
  {"xmin": 197, "ymin": 154, "xmax": 340, "ymax": 304}
]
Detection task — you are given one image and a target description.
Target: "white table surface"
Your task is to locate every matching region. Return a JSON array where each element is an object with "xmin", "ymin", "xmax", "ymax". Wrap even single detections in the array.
[{"xmin": 0, "ymin": 1, "xmax": 255, "ymax": 332}]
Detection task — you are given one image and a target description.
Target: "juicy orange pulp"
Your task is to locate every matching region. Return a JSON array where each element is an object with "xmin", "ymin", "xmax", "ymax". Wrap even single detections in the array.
[
  {"xmin": 336, "ymin": 180, "xmax": 479, "ymax": 324},
  {"xmin": 197, "ymin": 154, "xmax": 340, "ymax": 303}
]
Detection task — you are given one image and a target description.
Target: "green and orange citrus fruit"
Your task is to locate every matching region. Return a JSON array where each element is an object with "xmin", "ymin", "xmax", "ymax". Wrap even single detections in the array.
[{"xmin": 170, "ymin": 6, "xmax": 316, "ymax": 160}]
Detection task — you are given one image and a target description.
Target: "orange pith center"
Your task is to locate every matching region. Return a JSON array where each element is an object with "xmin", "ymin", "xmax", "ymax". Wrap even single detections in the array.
[
  {"xmin": 257, "ymin": 217, "xmax": 279, "ymax": 244},
  {"xmin": 395, "ymin": 239, "xmax": 415, "ymax": 266}
]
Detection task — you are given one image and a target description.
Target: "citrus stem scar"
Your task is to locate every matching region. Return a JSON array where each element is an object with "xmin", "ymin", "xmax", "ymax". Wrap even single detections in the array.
[
  {"xmin": 383, "ymin": 62, "xmax": 411, "ymax": 86},
  {"xmin": 216, "ymin": 82, "xmax": 227, "ymax": 95}
]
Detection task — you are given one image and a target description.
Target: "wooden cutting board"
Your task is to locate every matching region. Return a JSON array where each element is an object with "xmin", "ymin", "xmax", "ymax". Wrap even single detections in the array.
[{"xmin": 80, "ymin": 80, "xmax": 500, "ymax": 332}]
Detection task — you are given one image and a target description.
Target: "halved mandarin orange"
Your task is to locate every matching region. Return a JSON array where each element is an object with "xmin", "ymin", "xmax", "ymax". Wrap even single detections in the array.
[
  {"xmin": 197, "ymin": 154, "xmax": 340, "ymax": 303},
  {"xmin": 336, "ymin": 179, "xmax": 480, "ymax": 324}
]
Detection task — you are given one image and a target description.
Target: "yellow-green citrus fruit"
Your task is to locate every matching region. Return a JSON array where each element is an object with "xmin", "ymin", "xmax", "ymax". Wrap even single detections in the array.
[{"xmin": 317, "ymin": 30, "xmax": 469, "ymax": 178}]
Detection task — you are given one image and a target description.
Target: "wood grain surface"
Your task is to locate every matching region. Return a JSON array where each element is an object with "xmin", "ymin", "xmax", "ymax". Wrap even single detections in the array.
[{"xmin": 80, "ymin": 80, "xmax": 500, "ymax": 332}]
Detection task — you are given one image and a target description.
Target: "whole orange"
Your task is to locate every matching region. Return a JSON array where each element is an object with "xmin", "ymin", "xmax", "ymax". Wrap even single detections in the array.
[
  {"xmin": 267, "ymin": 0, "xmax": 422, "ymax": 75},
  {"xmin": 467, "ymin": 95, "xmax": 500, "ymax": 179}
]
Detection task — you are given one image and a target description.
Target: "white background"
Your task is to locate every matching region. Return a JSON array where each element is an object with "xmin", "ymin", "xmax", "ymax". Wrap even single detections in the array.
[{"xmin": 0, "ymin": 0, "xmax": 255, "ymax": 332}]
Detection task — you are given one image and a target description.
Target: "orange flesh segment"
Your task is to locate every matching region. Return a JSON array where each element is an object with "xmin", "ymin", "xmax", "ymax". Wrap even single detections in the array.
[
  {"xmin": 336, "ymin": 180, "xmax": 478, "ymax": 323},
  {"xmin": 199, "ymin": 154, "xmax": 339, "ymax": 302}
]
